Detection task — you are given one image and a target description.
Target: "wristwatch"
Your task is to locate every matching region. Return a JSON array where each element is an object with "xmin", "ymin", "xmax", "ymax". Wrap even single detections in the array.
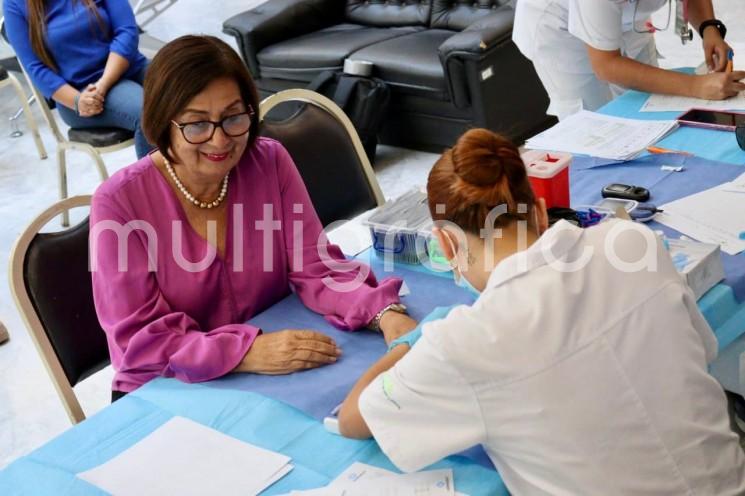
[
  {"xmin": 698, "ymin": 19, "xmax": 727, "ymax": 40},
  {"xmin": 368, "ymin": 303, "xmax": 408, "ymax": 332}
]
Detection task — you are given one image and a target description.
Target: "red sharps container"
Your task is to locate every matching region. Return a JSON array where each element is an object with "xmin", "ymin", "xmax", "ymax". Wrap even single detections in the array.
[{"xmin": 521, "ymin": 150, "xmax": 572, "ymax": 208}]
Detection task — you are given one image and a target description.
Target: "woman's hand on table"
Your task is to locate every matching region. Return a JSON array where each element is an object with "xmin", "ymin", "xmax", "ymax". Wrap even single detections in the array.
[
  {"xmin": 235, "ymin": 330, "xmax": 342, "ymax": 375},
  {"xmin": 692, "ymin": 71, "xmax": 745, "ymax": 100},
  {"xmin": 379, "ymin": 311, "xmax": 418, "ymax": 346}
]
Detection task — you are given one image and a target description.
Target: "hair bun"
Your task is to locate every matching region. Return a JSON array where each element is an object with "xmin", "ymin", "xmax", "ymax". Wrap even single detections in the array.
[{"xmin": 451, "ymin": 129, "xmax": 522, "ymax": 190}]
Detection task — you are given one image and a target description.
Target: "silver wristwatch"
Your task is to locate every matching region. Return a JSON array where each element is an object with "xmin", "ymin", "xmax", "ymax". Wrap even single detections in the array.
[{"xmin": 368, "ymin": 303, "xmax": 408, "ymax": 332}]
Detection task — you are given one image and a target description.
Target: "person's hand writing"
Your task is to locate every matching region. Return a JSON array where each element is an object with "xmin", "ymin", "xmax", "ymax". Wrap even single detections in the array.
[
  {"xmin": 692, "ymin": 71, "xmax": 745, "ymax": 100},
  {"xmin": 77, "ymin": 85, "xmax": 104, "ymax": 117},
  {"xmin": 379, "ymin": 311, "xmax": 417, "ymax": 346},
  {"xmin": 702, "ymin": 28, "xmax": 731, "ymax": 72},
  {"xmin": 235, "ymin": 329, "xmax": 341, "ymax": 375}
]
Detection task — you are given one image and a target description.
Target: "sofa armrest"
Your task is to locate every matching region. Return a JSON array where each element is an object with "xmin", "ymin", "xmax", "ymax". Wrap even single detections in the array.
[
  {"xmin": 223, "ymin": 0, "xmax": 344, "ymax": 78},
  {"xmin": 438, "ymin": 6, "xmax": 515, "ymax": 108},
  {"xmin": 439, "ymin": 7, "xmax": 514, "ymax": 56}
]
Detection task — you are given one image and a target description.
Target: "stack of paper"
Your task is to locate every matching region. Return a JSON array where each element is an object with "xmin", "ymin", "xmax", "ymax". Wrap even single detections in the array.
[
  {"xmin": 285, "ymin": 463, "xmax": 465, "ymax": 496},
  {"xmin": 525, "ymin": 111, "xmax": 678, "ymax": 160},
  {"xmin": 77, "ymin": 416, "xmax": 293, "ymax": 496},
  {"xmin": 656, "ymin": 172, "xmax": 745, "ymax": 256},
  {"xmin": 640, "ymin": 92, "xmax": 745, "ymax": 112}
]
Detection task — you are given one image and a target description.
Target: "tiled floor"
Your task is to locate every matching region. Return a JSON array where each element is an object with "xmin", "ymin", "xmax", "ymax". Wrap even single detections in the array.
[{"xmin": 0, "ymin": 0, "xmax": 743, "ymax": 468}]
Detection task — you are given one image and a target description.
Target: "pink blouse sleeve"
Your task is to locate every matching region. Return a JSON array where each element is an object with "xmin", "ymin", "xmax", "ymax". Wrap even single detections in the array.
[
  {"xmin": 273, "ymin": 142, "xmax": 402, "ymax": 331},
  {"xmin": 89, "ymin": 194, "xmax": 260, "ymax": 385}
]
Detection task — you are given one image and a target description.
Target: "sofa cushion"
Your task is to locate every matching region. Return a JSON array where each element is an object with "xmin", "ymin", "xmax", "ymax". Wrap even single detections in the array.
[
  {"xmin": 348, "ymin": 29, "xmax": 453, "ymax": 99},
  {"xmin": 345, "ymin": 0, "xmax": 431, "ymax": 27},
  {"xmin": 257, "ymin": 23, "xmax": 421, "ymax": 82},
  {"xmin": 431, "ymin": 0, "xmax": 511, "ymax": 31}
]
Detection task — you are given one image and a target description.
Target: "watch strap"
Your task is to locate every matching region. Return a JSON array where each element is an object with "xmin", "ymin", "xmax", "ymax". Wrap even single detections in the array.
[{"xmin": 698, "ymin": 19, "xmax": 727, "ymax": 40}]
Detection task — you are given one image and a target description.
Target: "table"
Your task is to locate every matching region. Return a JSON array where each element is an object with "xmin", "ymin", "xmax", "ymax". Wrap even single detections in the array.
[{"xmin": 3, "ymin": 86, "xmax": 745, "ymax": 494}]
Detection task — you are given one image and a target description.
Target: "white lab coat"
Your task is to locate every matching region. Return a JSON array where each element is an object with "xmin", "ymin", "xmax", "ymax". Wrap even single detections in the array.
[
  {"xmin": 513, "ymin": 0, "xmax": 667, "ymax": 119},
  {"xmin": 359, "ymin": 219, "xmax": 745, "ymax": 495}
]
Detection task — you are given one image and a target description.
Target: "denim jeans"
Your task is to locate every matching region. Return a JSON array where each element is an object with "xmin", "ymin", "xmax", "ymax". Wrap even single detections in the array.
[{"xmin": 57, "ymin": 65, "xmax": 152, "ymax": 159}]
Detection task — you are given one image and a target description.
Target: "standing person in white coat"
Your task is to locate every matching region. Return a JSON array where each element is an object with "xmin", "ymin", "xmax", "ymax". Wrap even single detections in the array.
[
  {"xmin": 512, "ymin": 0, "xmax": 745, "ymax": 119},
  {"xmin": 337, "ymin": 128, "xmax": 745, "ymax": 495}
]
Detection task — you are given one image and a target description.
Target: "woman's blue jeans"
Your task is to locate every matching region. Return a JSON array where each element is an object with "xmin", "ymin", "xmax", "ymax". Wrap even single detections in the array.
[{"xmin": 57, "ymin": 65, "xmax": 152, "ymax": 159}]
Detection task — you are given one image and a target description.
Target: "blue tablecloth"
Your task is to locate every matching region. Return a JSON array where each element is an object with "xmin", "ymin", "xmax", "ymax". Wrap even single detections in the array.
[{"xmin": 0, "ymin": 380, "xmax": 508, "ymax": 496}]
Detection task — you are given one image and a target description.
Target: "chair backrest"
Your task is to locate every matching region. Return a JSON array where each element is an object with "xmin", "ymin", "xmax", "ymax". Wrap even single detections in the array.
[
  {"xmin": 345, "ymin": 0, "xmax": 432, "ymax": 27},
  {"xmin": 9, "ymin": 196, "xmax": 110, "ymax": 424},
  {"xmin": 259, "ymin": 89, "xmax": 385, "ymax": 227},
  {"xmin": 430, "ymin": 0, "xmax": 512, "ymax": 31}
]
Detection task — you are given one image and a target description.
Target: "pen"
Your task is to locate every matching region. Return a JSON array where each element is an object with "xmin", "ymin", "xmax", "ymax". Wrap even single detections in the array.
[
  {"xmin": 726, "ymin": 49, "xmax": 734, "ymax": 73},
  {"xmin": 646, "ymin": 146, "xmax": 692, "ymax": 156}
]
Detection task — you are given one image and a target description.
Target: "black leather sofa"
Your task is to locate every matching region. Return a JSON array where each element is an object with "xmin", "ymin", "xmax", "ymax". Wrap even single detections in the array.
[{"xmin": 224, "ymin": 0, "xmax": 555, "ymax": 151}]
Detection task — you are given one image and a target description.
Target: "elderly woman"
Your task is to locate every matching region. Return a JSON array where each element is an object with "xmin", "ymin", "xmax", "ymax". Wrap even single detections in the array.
[
  {"xmin": 90, "ymin": 35, "xmax": 416, "ymax": 400},
  {"xmin": 4, "ymin": 0, "xmax": 152, "ymax": 158}
]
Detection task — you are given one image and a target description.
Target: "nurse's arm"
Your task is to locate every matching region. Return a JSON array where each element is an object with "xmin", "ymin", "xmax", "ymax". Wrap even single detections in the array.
[
  {"xmin": 585, "ymin": 45, "xmax": 745, "ymax": 101},
  {"xmin": 338, "ymin": 344, "xmax": 410, "ymax": 439}
]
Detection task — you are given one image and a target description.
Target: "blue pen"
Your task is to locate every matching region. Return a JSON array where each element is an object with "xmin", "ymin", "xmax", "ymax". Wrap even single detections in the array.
[{"xmin": 727, "ymin": 49, "xmax": 734, "ymax": 73}]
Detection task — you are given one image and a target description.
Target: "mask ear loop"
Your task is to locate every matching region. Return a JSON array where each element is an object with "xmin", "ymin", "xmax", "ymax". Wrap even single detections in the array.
[{"xmin": 442, "ymin": 230, "xmax": 462, "ymax": 281}]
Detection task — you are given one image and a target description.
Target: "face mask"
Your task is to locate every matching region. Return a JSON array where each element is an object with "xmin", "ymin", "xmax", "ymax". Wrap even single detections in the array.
[{"xmin": 443, "ymin": 231, "xmax": 481, "ymax": 297}]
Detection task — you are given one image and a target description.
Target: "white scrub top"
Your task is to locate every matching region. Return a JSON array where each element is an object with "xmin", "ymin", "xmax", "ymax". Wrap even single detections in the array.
[
  {"xmin": 359, "ymin": 219, "xmax": 745, "ymax": 495},
  {"xmin": 513, "ymin": 0, "xmax": 667, "ymax": 118}
]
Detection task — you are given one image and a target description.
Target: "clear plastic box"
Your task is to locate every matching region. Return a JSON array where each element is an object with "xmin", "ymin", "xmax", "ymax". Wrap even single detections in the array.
[{"xmin": 364, "ymin": 189, "xmax": 433, "ymax": 264}]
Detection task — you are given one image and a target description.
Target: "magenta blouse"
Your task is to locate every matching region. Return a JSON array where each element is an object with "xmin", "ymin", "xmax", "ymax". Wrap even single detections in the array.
[{"xmin": 90, "ymin": 138, "xmax": 401, "ymax": 392}]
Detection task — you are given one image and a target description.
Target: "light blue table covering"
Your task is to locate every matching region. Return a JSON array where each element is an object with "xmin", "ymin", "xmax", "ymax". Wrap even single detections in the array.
[{"xmin": 0, "ymin": 380, "xmax": 508, "ymax": 495}]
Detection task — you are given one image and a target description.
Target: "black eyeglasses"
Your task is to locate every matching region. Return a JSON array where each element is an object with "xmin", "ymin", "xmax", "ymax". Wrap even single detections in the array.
[
  {"xmin": 737, "ymin": 124, "xmax": 745, "ymax": 151},
  {"xmin": 171, "ymin": 109, "xmax": 254, "ymax": 144}
]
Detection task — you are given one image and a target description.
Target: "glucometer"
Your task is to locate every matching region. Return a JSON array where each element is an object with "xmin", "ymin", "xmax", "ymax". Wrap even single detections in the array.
[
  {"xmin": 324, "ymin": 403, "xmax": 342, "ymax": 435},
  {"xmin": 601, "ymin": 183, "xmax": 650, "ymax": 202}
]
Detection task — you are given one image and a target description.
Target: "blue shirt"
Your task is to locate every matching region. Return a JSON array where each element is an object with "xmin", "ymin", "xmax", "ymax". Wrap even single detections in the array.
[{"xmin": 4, "ymin": 0, "xmax": 147, "ymax": 98}]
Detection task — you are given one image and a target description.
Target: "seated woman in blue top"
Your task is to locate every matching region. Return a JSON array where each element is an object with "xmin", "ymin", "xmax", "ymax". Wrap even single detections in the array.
[{"xmin": 4, "ymin": 0, "xmax": 151, "ymax": 158}]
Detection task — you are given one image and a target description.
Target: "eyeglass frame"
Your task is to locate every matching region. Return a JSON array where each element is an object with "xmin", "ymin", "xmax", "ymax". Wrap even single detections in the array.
[
  {"xmin": 170, "ymin": 107, "xmax": 255, "ymax": 144},
  {"xmin": 737, "ymin": 124, "xmax": 745, "ymax": 151}
]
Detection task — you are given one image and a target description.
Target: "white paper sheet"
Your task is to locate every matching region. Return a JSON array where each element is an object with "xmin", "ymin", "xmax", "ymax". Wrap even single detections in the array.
[
  {"xmin": 640, "ymin": 92, "xmax": 745, "ymax": 112},
  {"xmin": 325, "ymin": 210, "xmax": 374, "ymax": 256},
  {"xmin": 77, "ymin": 416, "xmax": 293, "ymax": 496},
  {"xmin": 721, "ymin": 172, "xmax": 745, "ymax": 194},
  {"xmin": 525, "ymin": 111, "xmax": 678, "ymax": 160},
  {"xmin": 657, "ymin": 183, "xmax": 745, "ymax": 255}
]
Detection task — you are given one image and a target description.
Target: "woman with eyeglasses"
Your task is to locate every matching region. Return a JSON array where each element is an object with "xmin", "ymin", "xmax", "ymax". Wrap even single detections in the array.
[
  {"xmin": 513, "ymin": 0, "xmax": 745, "ymax": 120},
  {"xmin": 89, "ymin": 35, "xmax": 416, "ymax": 400},
  {"xmin": 4, "ymin": 0, "xmax": 153, "ymax": 158}
]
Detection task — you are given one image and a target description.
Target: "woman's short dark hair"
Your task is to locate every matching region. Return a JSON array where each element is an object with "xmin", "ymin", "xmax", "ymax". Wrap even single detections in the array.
[{"xmin": 142, "ymin": 35, "xmax": 260, "ymax": 163}]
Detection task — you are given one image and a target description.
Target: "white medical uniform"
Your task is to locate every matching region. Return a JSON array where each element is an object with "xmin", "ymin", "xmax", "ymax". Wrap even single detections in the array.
[
  {"xmin": 359, "ymin": 219, "xmax": 745, "ymax": 495},
  {"xmin": 513, "ymin": 0, "xmax": 667, "ymax": 119}
]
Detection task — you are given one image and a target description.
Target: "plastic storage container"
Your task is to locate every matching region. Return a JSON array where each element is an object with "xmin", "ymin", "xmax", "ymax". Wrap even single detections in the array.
[
  {"xmin": 364, "ymin": 189, "xmax": 433, "ymax": 264},
  {"xmin": 521, "ymin": 150, "xmax": 572, "ymax": 208}
]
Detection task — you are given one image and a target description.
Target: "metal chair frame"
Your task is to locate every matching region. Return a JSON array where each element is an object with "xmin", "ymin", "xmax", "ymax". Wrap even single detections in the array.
[
  {"xmin": 260, "ymin": 89, "xmax": 385, "ymax": 208},
  {"xmin": 9, "ymin": 195, "xmax": 95, "ymax": 424}
]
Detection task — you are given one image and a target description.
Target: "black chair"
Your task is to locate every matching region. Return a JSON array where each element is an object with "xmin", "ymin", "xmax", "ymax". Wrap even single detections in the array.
[
  {"xmin": 224, "ymin": 0, "xmax": 555, "ymax": 152},
  {"xmin": 259, "ymin": 89, "xmax": 385, "ymax": 227},
  {"xmin": 9, "ymin": 196, "xmax": 110, "ymax": 423}
]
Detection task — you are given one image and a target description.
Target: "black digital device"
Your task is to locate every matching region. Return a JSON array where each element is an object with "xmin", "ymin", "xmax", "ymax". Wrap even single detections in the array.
[
  {"xmin": 676, "ymin": 108, "xmax": 745, "ymax": 131},
  {"xmin": 601, "ymin": 183, "xmax": 650, "ymax": 202}
]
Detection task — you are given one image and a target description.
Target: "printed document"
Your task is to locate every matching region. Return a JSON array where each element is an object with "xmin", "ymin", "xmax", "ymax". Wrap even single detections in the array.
[
  {"xmin": 525, "ymin": 111, "xmax": 678, "ymax": 160},
  {"xmin": 657, "ymin": 178, "xmax": 745, "ymax": 255},
  {"xmin": 77, "ymin": 416, "xmax": 293, "ymax": 496}
]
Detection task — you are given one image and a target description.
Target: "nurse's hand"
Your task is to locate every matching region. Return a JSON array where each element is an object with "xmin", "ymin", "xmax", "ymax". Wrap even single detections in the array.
[
  {"xmin": 702, "ymin": 28, "xmax": 730, "ymax": 72},
  {"xmin": 379, "ymin": 311, "xmax": 418, "ymax": 345},
  {"xmin": 692, "ymin": 71, "xmax": 745, "ymax": 100},
  {"xmin": 235, "ymin": 330, "xmax": 342, "ymax": 375}
]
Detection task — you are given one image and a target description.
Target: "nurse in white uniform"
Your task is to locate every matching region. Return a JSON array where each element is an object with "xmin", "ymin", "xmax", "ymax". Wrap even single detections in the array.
[
  {"xmin": 512, "ymin": 0, "xmax": 745, "ymax": 119},
  {"xmin": 337, "ymin": 128, "xmax": 745, "ymax": 495}
]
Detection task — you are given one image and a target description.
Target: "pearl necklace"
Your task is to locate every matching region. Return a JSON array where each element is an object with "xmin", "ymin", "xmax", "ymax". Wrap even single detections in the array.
[{"xmin": 163, "ymin": 157, "xmax": 229, "ymax": 209}]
